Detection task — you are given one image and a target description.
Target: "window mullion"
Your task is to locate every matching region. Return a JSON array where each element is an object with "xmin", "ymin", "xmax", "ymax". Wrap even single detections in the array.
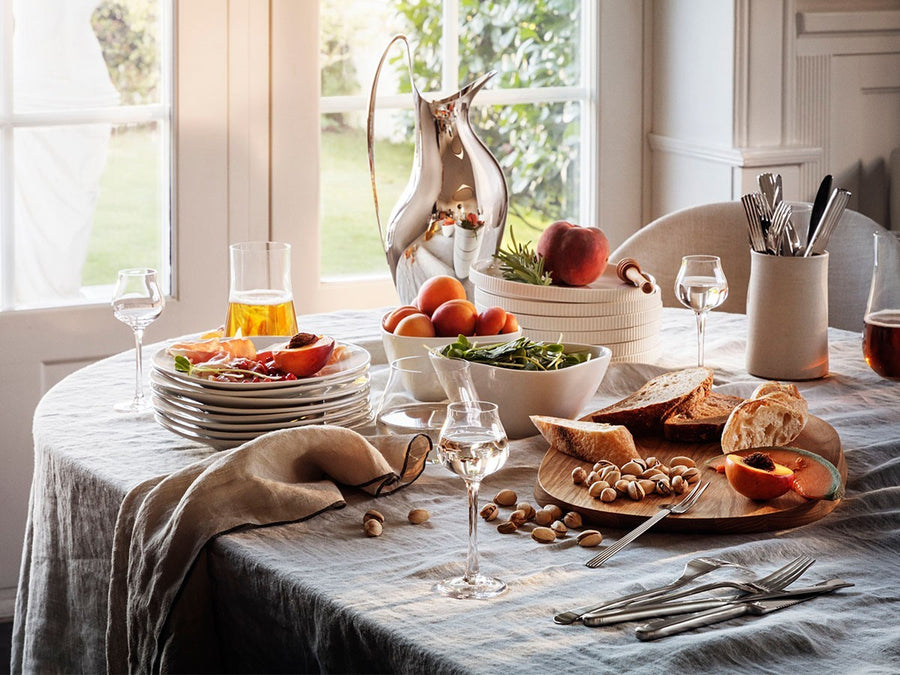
[
  {"xmin": 581, "ymin": 0, "xmax": 599, "ymax": 230},
  {"xmin": 1, "ymin": 0, "xmax": 14, "ymax": 309}
]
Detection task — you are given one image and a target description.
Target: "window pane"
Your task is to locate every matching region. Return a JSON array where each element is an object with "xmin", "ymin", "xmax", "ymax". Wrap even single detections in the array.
[{"xmin": 93, "ymin": 0, "xmax": 162, "ymax": 105}]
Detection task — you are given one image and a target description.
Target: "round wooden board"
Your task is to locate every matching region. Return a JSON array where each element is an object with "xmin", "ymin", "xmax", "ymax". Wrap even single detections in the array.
[{"xmin": 534, "ymin": 416, "xmax": 846, "ymax": 534}]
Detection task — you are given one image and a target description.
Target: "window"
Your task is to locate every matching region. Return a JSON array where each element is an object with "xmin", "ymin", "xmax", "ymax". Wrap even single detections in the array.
[
  {"xmin": 0, "ymin": 0, "xmax": 172, "ymax": 311},
  {"xmin": 319, "ymin": 0, "xmax": 596, "ymax": 281}
]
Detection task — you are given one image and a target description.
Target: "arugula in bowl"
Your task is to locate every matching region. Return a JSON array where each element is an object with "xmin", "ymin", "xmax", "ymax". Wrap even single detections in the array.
[{"xmin": 437, "ymin": 336, "xmax": 591, "ymax": 371}]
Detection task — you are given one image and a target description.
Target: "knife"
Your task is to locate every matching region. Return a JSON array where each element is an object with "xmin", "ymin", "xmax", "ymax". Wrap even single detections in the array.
[
  {"xmin": 582, "ymin": 578, "xmax": 852, "ymax": 627},
  {"xmin": 633, "ymin": 579, "xmax": 853, "ymax": 641},
  {"xmin": 808, "ymin": 174, "xmax": 832, "ymax": 250}
]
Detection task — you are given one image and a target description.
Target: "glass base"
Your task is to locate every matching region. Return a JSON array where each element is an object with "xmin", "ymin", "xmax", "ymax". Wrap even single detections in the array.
[
  {"xmin": 434, "ymin": 574, "xmax": 508, "ymax": 599},
  {"xmin": 114, "ymin": 397, "xmax": 153, "ymax": 414}
]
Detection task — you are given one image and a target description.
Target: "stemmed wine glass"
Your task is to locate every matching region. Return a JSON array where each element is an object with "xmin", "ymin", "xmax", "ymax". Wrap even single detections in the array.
[
  {"xmin": 435, "ymin": 400, "xmax": 510, "ymax": 599},
  {"xmin": 675, "ymin": 255, "xmax": 728, "ymax": 367},
  {"xmin": 112, "ymin": 268, "xmax": 165, "ymax": 413}
]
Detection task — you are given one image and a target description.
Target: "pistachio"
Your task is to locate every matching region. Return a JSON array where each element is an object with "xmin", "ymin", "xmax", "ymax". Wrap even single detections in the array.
[
  {"xmin": 645, "ymin": 456, "xmax": 661, "ymax": 468},
  {"xmin": 682, "ymin": 467, "xmax": 701, "ymax": 483},
  {"xmin": 479, "ymin": 503, "xmax": 499, "ymax": 521},
  {"xmin": 563, "ymin": 511, "xmax": 583, "ymax": 529},
  {"xmin": 577, "ymin": 530, "xmax": 603, "ymax": 547},
  {"xmin": 671, "ymin": 475, "xmax": 687, "ymax": 494},
  {"xmin": 544, "ymin": 504, "xmax": 564, "ymax": 521},
  {"xmin": 509, "ymin": 509, "xmax": 529, "ymax": 527},
  {"xmin": 621, "ymin": 460, "xmax": 644, "ymax": 476},
  {"xmin": 550, "ymin": 520, "xmax": 568, "ymax": 536},
  {"xmin": 364, "ymin": 519, "xmax": 383, "ymax": 537},
  {"xmin": 621, "ymin": 473, "xmax": 638, "ymax": 482},
  {"xmin": 600, "ymin": 467, "xmax": 620, "ymax": 484},
  {"xmin": 669, "ymin": 465, "xmax": 688, "ymax": 477},
  {"xmin": 626, "ymin": 481, "xmax": 646, "ymax": 501},
  {"xmin": 494, "ymin": 489, "xmax": 518, "ymax": 506},
  {"xmin": 571, "ymin": 466, "xmax": 588, "ymax": 485},
  {"xmin": 533, "ymin": 509, "xmax": 554, "ymax": 527},
  {"xmin": 363, "ymin": 509, "xmax": 385, "ymax": 524},
  {"xmin": 655, "ymin": 464, "xmax": 671, "ymax": 476},
  {"xmin": 641, "ymin": 467, "xmax": 665, "ymax": 479},
  {"xmin": 638, "ymin": 479, "xmax": 657, "ymax": 495},
  {"xmin": 614, "ymin": 479, "xmax": 631, "ymax": 495},
  {"xmin": 670, "ymin": 456, "xmax": 697, "ymax": 468},
  {"xmin": 593, "ymin": 459, "xmax": 616, "ymax": 471},
  {"xmin": 588, "ymin": 481, "xmax": 610, "ymax": 498},
  {"xmin": 586, "ymin": 471, "xmax": 601, "ymax": 486},
  {"xmin": 407, "ymin": 508, "xmax": 430, "ymax": 524},
  {"xmin": 600, "ymin": 487, "xmax": 618, "ymax": 503},
  {"xmin": 497, "ymin": 520, "xmax": 518, "ymax": 534},
  {"xmin": 655, "ymin": 478, "xmax": 672, "ymax": 496},
  {"xmin": 516, "ymin": 502, "xmax": 536, "ymax": 520},
  {"xmin": 531, "ymin": 526, "xmax": 557, "ymax": 543}
]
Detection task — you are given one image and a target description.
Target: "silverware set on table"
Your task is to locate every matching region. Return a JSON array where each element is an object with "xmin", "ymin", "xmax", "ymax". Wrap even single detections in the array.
[
  {"xmin": 554, "ymin": 482, "xmax": 853, "ymax": 638},
  {"xmin": 742, "ymin": 172, "xmax": 850, "ymax": 256}
]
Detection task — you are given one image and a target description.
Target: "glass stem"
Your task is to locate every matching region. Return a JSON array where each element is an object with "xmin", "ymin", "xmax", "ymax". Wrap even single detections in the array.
[
  {"xmin": 464, "ymin": 479, "xmax": 480, "ymax": 583},
  {"xmin": 133, "ymin": 328, "xmax": 145, "ymax": 403},
  {"xmin": 695, "ymin": 310, "xmax": 707, "ymax": 367}
]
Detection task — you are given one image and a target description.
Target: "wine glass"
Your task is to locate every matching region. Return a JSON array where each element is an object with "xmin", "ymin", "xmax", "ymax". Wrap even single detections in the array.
[
  {"xmin": 675, "ymin": 255, "xmax": 728, "ymax": 367},
  {"xmin": 112, "ymin": 268, "xmax": 165, "ymax": 413},
  {"xmin": 435, "ymin": 400, "xmax": 510, "ymax": 599}
]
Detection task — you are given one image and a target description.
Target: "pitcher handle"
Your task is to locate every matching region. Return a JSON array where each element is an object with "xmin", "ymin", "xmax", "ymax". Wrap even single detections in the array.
[{"xmin": 367, "ymin": 35, "xmax": 416, "ymax": 254}]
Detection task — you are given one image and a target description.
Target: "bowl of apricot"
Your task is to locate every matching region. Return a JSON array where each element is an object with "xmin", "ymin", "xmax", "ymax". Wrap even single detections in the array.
[{"xmin": 381, "ymin": 275, "xmax": 521, "ymax": 362}]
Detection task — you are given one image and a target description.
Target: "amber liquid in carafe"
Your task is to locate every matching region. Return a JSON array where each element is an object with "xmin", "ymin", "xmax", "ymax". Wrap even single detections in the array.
[
  {"xmin": 863, "ymin": 309, "xmax": 900, "ymax": 380},
  {"xmin": 224, "ymin": 291, "xmax": 298, "ymax": 337}
]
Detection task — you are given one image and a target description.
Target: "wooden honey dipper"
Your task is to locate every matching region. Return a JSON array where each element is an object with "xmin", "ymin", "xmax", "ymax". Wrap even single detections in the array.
[{"xmin": 616, "ymin": 258, "xmax": 656, "ymax": 293}]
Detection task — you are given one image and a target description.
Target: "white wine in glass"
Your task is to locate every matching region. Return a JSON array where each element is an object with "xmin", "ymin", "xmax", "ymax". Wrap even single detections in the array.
[
  {"xmin": 112, "ymin": 268, "xmax": 165, "ymax": 413},
  {"xmin": 435, "ymin": 401, "xmax": 509, "ymax": 599},
  {"xmin": 675, "ymin": 255, "xmax": 728, "ymax": 367}
]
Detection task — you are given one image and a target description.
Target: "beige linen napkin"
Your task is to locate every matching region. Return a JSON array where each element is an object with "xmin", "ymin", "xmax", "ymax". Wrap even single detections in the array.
[{"xmin": 106, "ymin": 425, "xmax": 431, "ymax": 674}]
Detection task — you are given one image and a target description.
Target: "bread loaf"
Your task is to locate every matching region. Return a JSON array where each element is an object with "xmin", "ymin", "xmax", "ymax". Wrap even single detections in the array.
[
  {"xmin": 585, "ymin": 367, "xmax": 714, "ymax": 434},
  {"xmin": 530, "ymin": 415, "xmax": 641, "ymax": 466},
  {"xmin": 720, "ymin": 381, "xmax": 808, "ymax": 453},
  {"xmin": 663, "ymin": 391, "xmax": 745, "ymax": 442}
]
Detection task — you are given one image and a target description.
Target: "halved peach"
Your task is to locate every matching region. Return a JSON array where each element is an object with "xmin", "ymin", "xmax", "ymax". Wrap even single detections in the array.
[
  {"xmin": 724, "ymin": 452, "xmax": 795, "ymax": 501},
  {"xmin": 272, "ymin": 336, "xmax": 335, "ymax": 378},
  {"xmin": 713, "ymin": 446, "xmax": 844, "ymax": 502}
]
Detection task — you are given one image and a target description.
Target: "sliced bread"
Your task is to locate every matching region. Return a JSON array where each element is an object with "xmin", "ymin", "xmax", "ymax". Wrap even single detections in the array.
[
  {"xmin": 584, "ymin": 367, "xmax": 714, "ymax": 434},
  {"xmin": 720, "ymin": 383, "xmax": 809, "ymax": 454},
  {"xmin": 530, "ymin": 415, "xmax": 640, "ymax": 466},
  {"xmin": 662, "ymin": 391, "xmax": 745, "ymax": 442}
]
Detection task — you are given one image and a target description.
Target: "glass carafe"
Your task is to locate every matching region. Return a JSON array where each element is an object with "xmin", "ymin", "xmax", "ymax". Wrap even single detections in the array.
[{"xmin": 863, "ymin": 231, "xmax": 900, "ymax": 379}]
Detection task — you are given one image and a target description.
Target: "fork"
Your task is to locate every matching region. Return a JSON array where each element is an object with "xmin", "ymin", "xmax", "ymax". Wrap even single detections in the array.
[
  {"xmin": 584, "ymin": 482, "xmax": 709, "ymax": 568},
  {"xmin": 581, "ymin": 555, "xmax": 815, "ymax": 625},
  {"xmin": 554, "ymin": 556, "xmax": 749, "ymax": 624}
]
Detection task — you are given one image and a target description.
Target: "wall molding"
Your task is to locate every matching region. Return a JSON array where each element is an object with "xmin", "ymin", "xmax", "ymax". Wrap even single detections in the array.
[
  {"xmin": 648, "ymin": 133, "xmax": 821, "ymax": 168},
  {"xmin": 798, "ymin": 10, "xmax": 900, "ymax": 36}
]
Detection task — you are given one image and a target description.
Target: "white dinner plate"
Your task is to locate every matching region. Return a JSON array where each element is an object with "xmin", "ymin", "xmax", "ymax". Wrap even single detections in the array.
[
  {"xmin": 473, "ymin": 286, "xmax": 663, "ymax": 317},
  {"xmin": 521, "ymin": 321, "xmax": 661, "ymax": 345},
  {"xmin": 152, "ymin": 338, "xmax": 370, "ymax": 390}
]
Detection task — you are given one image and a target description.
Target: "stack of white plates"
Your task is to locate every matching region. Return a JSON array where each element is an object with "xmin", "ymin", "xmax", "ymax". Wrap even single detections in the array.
[
  {"xmin": 151, "ymin": 338, "xmax": 372, "ymax": 449},
  {"xmin": 470, "ymin": 260, "xmax": 663, "ymax": 363}
]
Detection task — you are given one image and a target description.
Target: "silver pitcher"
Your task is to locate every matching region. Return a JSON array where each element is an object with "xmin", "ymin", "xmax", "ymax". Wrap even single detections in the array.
[{"xmin": 367, "ymin": 35, "xmax": 508, "ymax": 304}]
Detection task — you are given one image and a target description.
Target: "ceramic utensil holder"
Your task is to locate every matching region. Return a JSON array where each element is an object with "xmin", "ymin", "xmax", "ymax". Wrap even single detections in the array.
[{"xmin": 746, "ymin": 250, "xmax": 829, "ymax": 380}]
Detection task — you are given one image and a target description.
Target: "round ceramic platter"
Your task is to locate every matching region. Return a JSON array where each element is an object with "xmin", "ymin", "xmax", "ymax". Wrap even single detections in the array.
[
  {"xmin": 152, "ymin": 387, "xmax": 370, "ymax": 423},
  {"xmin": 513, "ymin": 310, "xmax": 662, "ymax": 332},
  {"xmin": 523, "ymin": 324, "xmax": 661, "ymax": 346},
  {"xmin": 605, "ymin": 336, "xmax": 662, "ymax": 358},
  {"xmin": 154, "ymin": 397, "xmax": 371, "ymax": 433},
  {"xmin": 150, "ymin": 373, "xmax": 369, "ymax": 408},
  {"xmin": 470, "ymin": 259, "xmax": 654, "ymax": 304},
  {"xmin": 610, "ymin": 345, "xmax": 663, "ymax": 364},
  {"xmin": 152, "ymin": 339, "xmax": 370, "ymax": 390},
  {"xmin": 474, "ymin": 286, "xmax": 662, "ymax": 317}
]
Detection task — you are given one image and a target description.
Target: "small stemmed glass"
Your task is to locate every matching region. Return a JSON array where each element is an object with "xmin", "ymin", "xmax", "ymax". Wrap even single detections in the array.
[
  {"xmin": 112, "ymin": 268, "xmax": 165, "ymax": 413},
  {"xmin": 435, "ymin": 400, "xmax": 510, "ymax": 599},
  {"xmin": 675, "ymin": 255, "xmax": 728, "ymax": 367}
]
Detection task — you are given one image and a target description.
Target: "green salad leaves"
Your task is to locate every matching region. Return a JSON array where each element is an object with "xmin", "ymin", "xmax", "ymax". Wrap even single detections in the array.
[{"xmin": 438, "ymin": 336, "xmax": 591, "ymax": 371}]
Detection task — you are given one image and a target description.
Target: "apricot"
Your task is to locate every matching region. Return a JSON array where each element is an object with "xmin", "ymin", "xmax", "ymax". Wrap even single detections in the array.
[
  {"xmin": 501, "ymin": 312, "xmax": 519, "ymax": 334},
  {"xmin": 724, "ymin": 452, "xmax": 794, "ymax": 501},
  {"xmin": 416, "ymin": 275, "xmax": 467, "ymax": 316},
  {"xmin": 382, "ymin": 305, "xmax": 420, "ymax": 333},
  {"xmin": 432, "ymin": 299, "xmax": 478, "ymax": 337},
  {"xmin": 475, "ymin": 306, "xmax": 508, "ymax": 336},
  {"xmin": 272, "ymin": 336, "xmax": 335, "ymax": 378},
  {"xmin": 394, "ymin": 313, "xmax": 436, "ymax": 337}
]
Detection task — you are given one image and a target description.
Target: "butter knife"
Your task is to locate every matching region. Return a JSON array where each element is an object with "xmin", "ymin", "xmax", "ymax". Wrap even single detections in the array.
[
  {"xmin": 633, "ymin": 580, "xmax": 853, "ymax": 641},
  {"xmin": 583, "ymin": 578, "xmax": 852, "ymax": 627}
]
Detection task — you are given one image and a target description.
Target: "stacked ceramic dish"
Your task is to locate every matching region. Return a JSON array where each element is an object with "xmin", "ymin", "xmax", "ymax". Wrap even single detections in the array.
[
  {"xmin": 150, "ymin": 338, "xmax": 372, "ymax": 449},
  {"xmin": 469, "ymin": 259, "xmax": 663, "ymax": 363}
]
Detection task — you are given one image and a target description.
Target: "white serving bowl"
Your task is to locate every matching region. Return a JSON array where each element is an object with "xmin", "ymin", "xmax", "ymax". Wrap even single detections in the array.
[
  {"xmin": 381, "ymin": 314, "xmax": 521, "ymax": 363},
  {"xmin": 432, "ymin": 343, "xmax": 612, "ymax": 439}
]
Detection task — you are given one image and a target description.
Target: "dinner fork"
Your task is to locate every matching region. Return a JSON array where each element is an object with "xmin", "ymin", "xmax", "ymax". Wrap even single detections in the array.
[
  {"xmin": 584, "ymin": 482, "xmax": 709, "ymax": 568},
  {"xmin": 581, "ymin": 555, "xmax": 815, "ymax": 625},
  {"xmin": 554, "ymin": 556, "xmax": 749, "ymax": 624}
]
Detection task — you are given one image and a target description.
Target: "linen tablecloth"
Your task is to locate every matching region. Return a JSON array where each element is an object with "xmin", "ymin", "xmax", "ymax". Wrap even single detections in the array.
[{"xmin": 13, "ymin": 307, "xmax": 900, "ymax": 673}]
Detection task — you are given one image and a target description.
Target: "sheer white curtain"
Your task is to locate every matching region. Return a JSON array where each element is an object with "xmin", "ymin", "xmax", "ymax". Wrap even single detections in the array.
[{"xmin": 12, "ymin": 0, "xmax": 118, "ymax": 305}]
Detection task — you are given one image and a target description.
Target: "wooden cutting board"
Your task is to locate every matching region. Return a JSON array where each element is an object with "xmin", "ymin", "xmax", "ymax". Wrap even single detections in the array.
[{"xmin": 534, "ymin": 415, "xmax": 846, "ymax": 534}]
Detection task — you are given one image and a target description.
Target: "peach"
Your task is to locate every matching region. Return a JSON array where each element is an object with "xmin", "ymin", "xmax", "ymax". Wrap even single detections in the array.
[
  {"xmin": 416, "ymin": 275, "xmax": 467, "ymax": 316},
  {"xmin": 382, "ymin": 305, "xmax": 420, "ymax": 333},
  {"xmin": 724, "ymin": 451, "xmax": 794, "ymax": 501},
  {"xmin": 272, "ymin": 336, "xmax": 336, "ymax": 378},
  {"xmin": 716, "ymin": 446, "xmax": 844, "ymax": 501},
  {"xmin": 537, "ymin": 221, "xmax": 609, "ymax": 286},
  {"xmin": 394, "ymin": 313, "xmax": 436, "ymax": 337},
  {"xmin": 432, "ymin": 299, "xmax": 478, "ymax": 337},
  {"xmin": 501, "ymin": 312, "xmax": 519, "ymax": 334},
  {"xmin": 475, "ymin": 306, "xmax": 507, "ymax": 336}
]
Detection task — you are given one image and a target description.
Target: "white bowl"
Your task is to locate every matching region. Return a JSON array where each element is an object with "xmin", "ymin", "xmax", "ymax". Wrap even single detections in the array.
[
  {"xmin": 381, "ymin": 313, "xmax": 521, "ymax": 363},
  {"xmin": 433, "ymin": 342, "xmax": 612, "ymax": 439}
]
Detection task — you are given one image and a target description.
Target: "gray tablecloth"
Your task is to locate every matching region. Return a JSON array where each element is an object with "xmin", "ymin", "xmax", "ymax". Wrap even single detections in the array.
[{"xmin": 12, "ymin": 308, "xmax": 900, "ymax": 674}]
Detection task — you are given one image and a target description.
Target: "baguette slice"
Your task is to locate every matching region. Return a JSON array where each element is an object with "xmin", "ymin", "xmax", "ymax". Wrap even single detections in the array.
[
  {"xmin": 585, "ymin": 367, "xmax": 714, "ymax": 434},
  {"xmin": 531, "ymin": 415, "xmax": 640, "ymax": 466},
  {"xmin": 720, "ymin": 385, "xmax": 809, "ymax": 454},
  {"xmin": 662, "ymin": 391, "xmax": 745, "ymax": 442}
]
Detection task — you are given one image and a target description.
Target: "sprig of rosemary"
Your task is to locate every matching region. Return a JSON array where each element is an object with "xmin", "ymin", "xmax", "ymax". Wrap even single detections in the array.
[
  {"xmin": 173, "ymin": 355, "xmax": 281, "ymax": 381},
  {"xmin": 438, "ymin": 335, "xmax": 590, "ymax": 371},
  {"xmin": 493, "ymin": 230, "xmax": 552, "ymax": 286}
]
